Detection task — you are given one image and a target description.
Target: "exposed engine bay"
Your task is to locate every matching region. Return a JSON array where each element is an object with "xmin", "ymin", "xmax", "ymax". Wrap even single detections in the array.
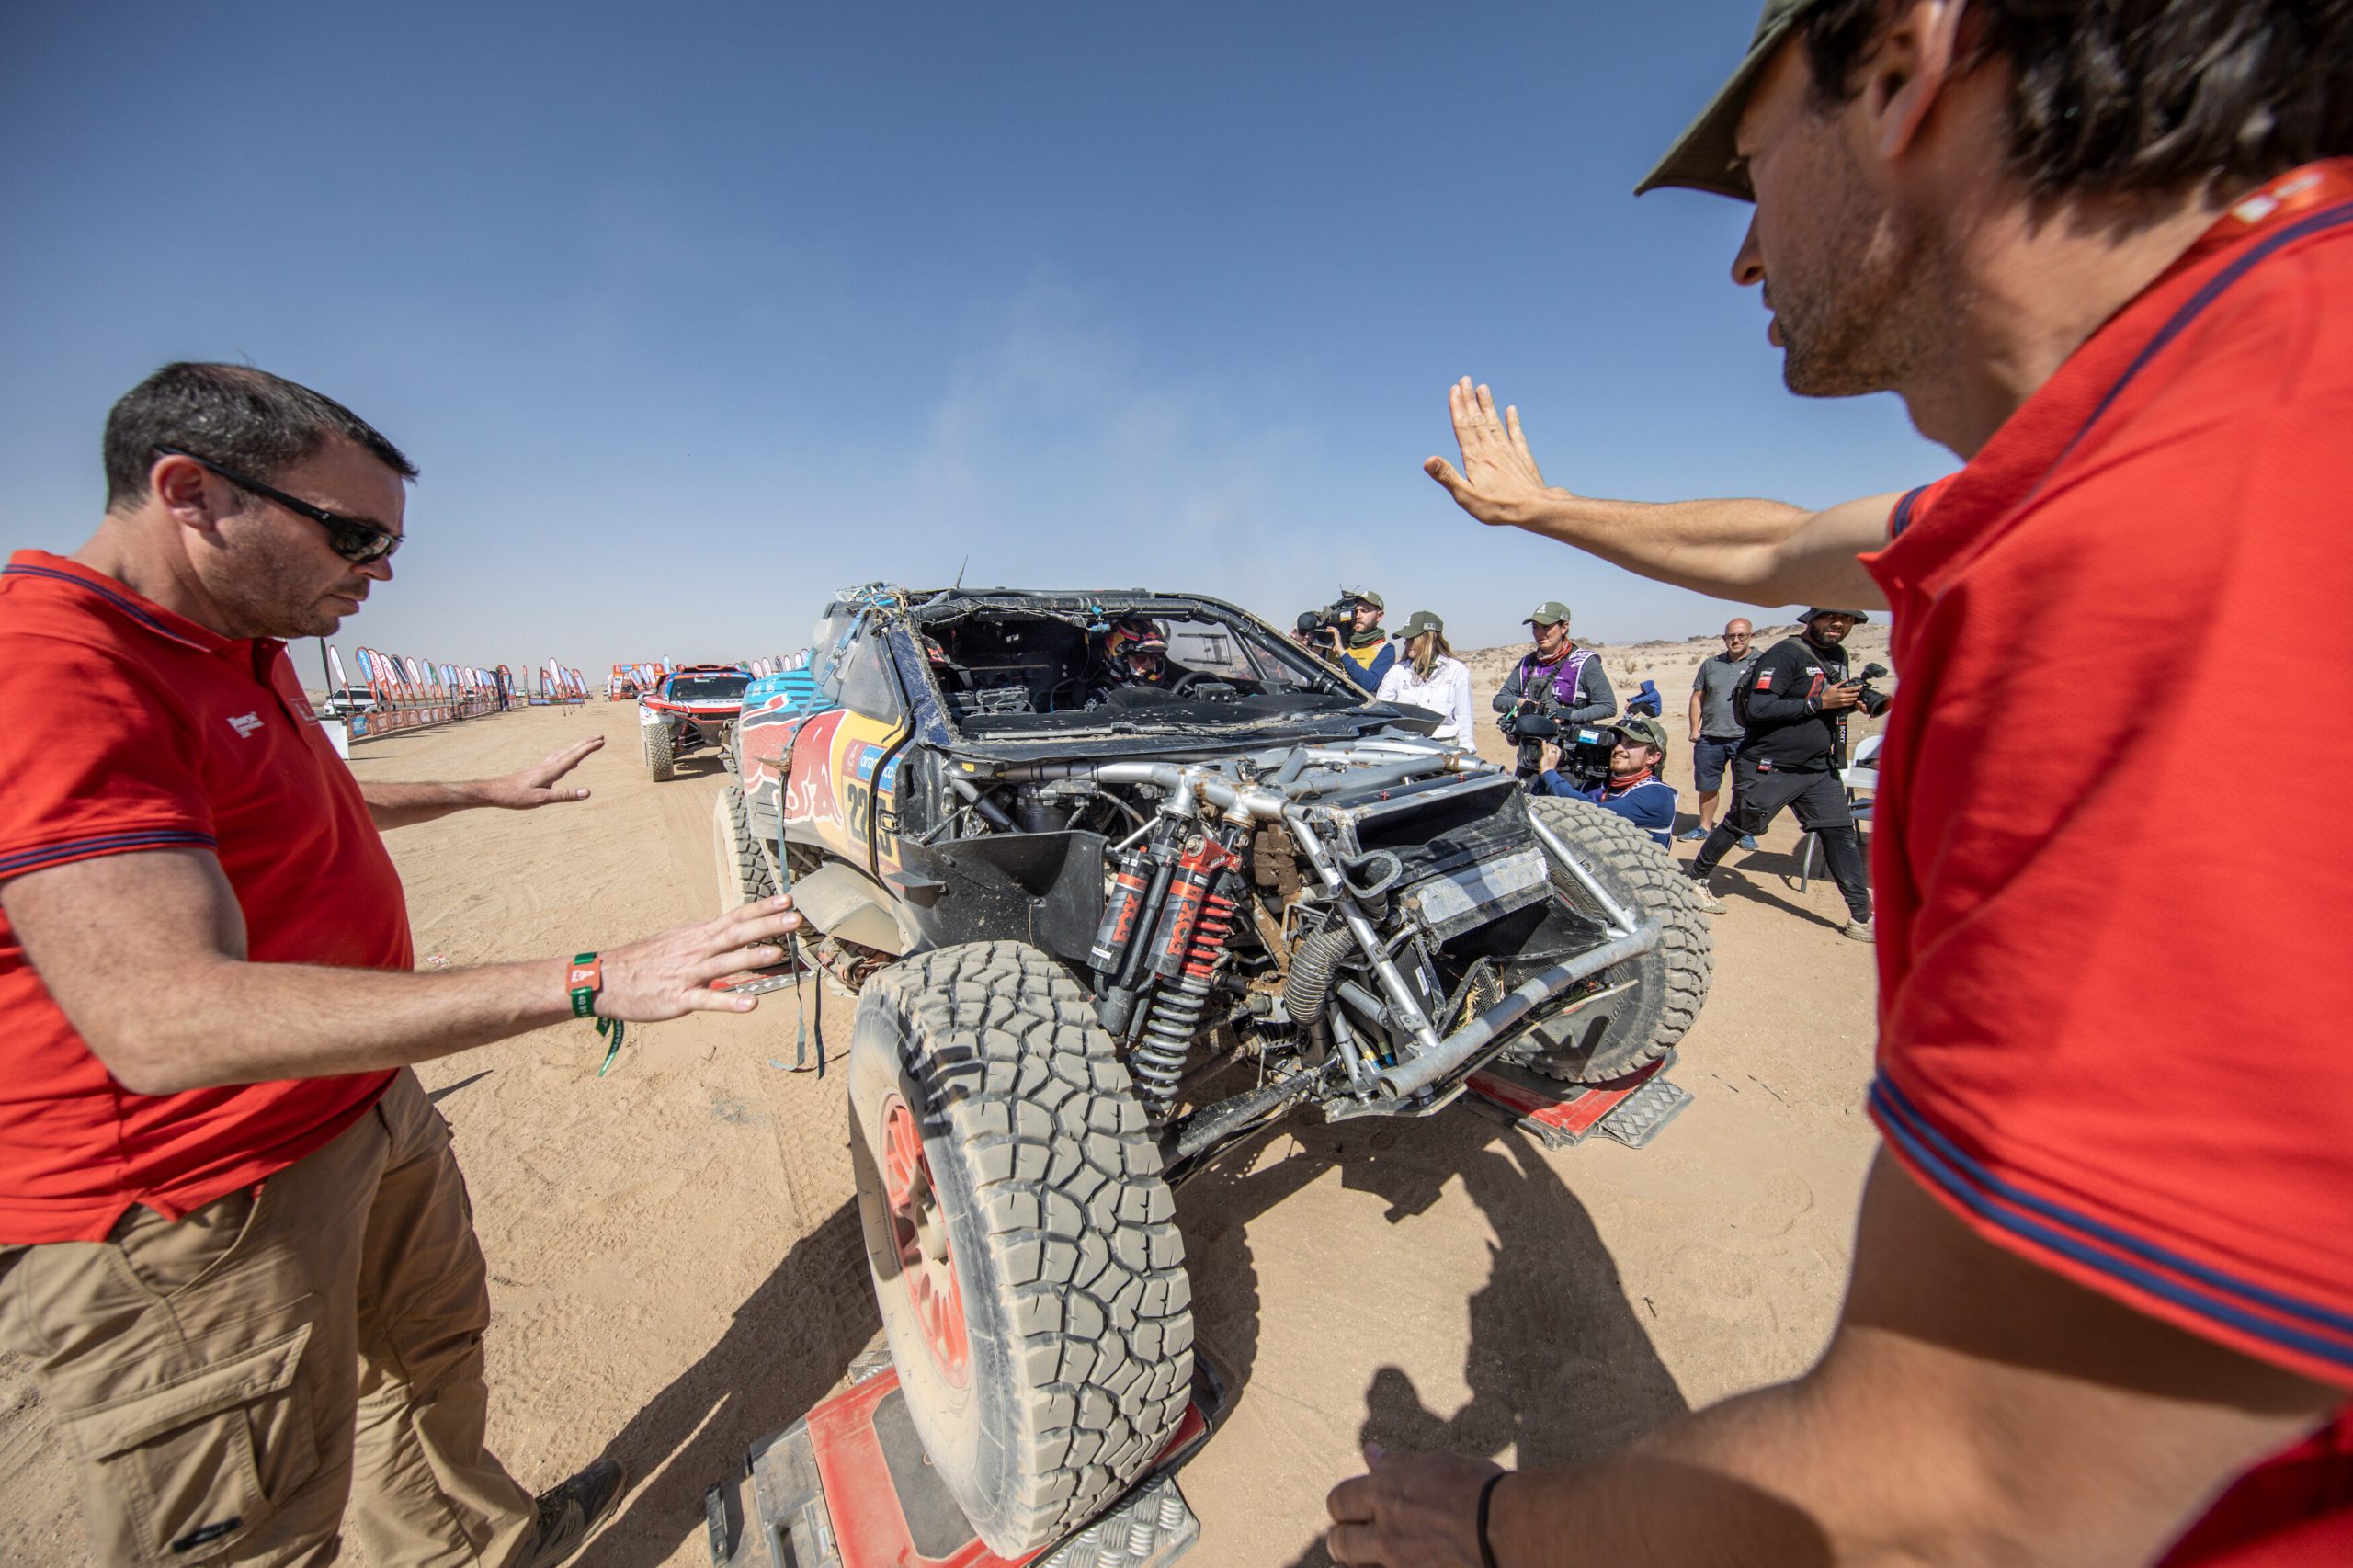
[{"xmin": 938, "ymin": 739, "xmax": 1661, "ymax": 1177}]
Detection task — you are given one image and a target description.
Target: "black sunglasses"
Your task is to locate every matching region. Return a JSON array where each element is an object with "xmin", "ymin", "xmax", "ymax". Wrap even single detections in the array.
[{"xmin": 155, "ymin": 446, "xmax": 404, "ymax": 564}]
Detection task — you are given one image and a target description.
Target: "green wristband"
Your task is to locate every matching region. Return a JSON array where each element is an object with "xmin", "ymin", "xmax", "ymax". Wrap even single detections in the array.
[{"xmin": 567, "ymin": 953, "xmax": 601, "ymax": 1018}]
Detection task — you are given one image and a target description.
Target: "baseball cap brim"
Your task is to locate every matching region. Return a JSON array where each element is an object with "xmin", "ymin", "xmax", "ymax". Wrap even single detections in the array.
[{"xmin": 1633, "ymin": 4, "xmax": 1806, "ymax": 201}]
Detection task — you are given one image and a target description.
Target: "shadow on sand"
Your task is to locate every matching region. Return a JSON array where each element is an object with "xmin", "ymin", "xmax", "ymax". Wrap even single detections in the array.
[
  {"xmin": 576, "ymin": 1082, "xmax": 1686, "ymax": 1568},
  {"xmin": 1173, "ymin": 1108, "xmax": 1688, "ymax": 1568},
  {"xmin": 572, "ymin": 1198, "xmax": 876, "ymax": 1568}
]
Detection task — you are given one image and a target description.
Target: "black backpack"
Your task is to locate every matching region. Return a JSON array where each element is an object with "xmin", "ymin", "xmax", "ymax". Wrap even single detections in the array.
[{"xmin": 1727, "ymin": 645, "xmax": 1779, "ymax": 729}]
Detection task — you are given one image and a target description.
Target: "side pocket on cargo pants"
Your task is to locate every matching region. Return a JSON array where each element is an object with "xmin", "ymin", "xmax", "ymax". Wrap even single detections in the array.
[{"xmin": 52, "ymin": 1317, "xmax": 320, "ymax": 1565}]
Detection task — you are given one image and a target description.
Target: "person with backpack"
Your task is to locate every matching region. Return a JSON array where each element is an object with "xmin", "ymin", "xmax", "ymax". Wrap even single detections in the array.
[
  {"xmin": 1688, "ymin": 608, "xmax": 1890, "ymax": 934},
  {"xmin": 1492, "ymin": 600, "xmax": 1615, "ymax": 778}
]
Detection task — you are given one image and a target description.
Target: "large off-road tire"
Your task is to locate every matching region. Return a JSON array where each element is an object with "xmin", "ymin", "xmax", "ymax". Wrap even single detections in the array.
[
  {"xmin": 643, "ymin": 718, "xmax": 676, "ymax": 782},
  {"xmin": 712, "ymin": 785, "xmax": 776, "ymax": 911},
  {"xmin": 1518, "ymin": 794, "xmax": 1713, "ymax": 1084},
  {"xmin": 847, "ymin": 941, "xmax": 1192, "ymax": 1558}
]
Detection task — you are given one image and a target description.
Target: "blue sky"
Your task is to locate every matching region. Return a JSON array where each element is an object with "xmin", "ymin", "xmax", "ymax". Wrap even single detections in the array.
[{"xmin": 1, "ymin": 1, "xmax": 1950, "ymax": 679}]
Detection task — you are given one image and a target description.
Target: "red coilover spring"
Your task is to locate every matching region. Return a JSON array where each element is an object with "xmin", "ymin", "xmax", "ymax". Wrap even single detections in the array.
[{"xmin": 1183, "ymin": 892, "xmax": 1237, "ymax": 983}]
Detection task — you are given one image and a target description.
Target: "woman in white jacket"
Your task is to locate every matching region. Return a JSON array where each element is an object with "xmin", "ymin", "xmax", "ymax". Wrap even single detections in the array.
[{"xmin": 1374, "ymin": 610, "xmax": 1476, "ymax": 745}]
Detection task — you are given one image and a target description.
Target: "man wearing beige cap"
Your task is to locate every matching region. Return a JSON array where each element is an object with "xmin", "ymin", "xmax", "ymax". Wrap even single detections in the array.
[{"xmin": 1331, "ymin": 2, "xmax": 2353, "ymax": 1564}]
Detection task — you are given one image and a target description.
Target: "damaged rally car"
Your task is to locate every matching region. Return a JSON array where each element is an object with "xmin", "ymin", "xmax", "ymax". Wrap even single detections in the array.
[
  {"xmin": 637, "ymin": 662, "xmax": 750, "ymax": 781},
  {"xmin": 712, "ymin": 585, "xmax": 1711, "ymax": 1557}
]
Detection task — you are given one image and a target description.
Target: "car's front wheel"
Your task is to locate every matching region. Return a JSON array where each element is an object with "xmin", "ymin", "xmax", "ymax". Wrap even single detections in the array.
[
  {"xmin": 847, "ymin": 941, "xmax": 1193, "ymax": 1558},
  {"xmin": 1518, "ymin": 794, "xmax": 1714, "ymax": 1083}
]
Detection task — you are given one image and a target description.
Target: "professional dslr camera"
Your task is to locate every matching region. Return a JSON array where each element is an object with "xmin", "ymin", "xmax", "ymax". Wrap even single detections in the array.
[{"xmin": 1848, "ymin": 662, "xmax": 1891, "ymax": 710}]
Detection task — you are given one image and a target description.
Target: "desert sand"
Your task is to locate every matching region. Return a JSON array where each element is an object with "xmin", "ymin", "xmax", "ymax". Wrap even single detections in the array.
[{"xmin": 0, "ymin": 624, "xmax": 1893, "ymax": 1567}]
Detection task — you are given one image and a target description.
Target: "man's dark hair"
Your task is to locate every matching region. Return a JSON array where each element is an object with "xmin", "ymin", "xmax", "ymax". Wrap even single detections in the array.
[
  {"xmin": 102, "ymin": 362, "xmax": 417, "ymax": 512},
  {"xmin": 1802, "ymin": 0, "xmax": 2353, "ymax": 202}
]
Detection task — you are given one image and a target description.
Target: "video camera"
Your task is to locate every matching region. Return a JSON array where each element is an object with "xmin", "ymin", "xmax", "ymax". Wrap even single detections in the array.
[
  {"xmin": 1294, "ymin": 602, "xmax": 1351, "ymax": 637},
  {"xmin": 1510, "ymin": 713, "xmax": 1620, "ymax": 792},
  {"xmin": 1295, "ymin": 587, "xmax": 1371, "ymax": 639}
]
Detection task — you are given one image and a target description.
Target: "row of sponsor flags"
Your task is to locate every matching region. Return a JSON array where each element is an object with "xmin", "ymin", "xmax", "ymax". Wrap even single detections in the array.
[
  {"xmin": 322, "ymin": 645, "xmax": 593, "ymax": 738},
  {"xmin": 318, "ymin": 646, "xmax": 813, "ymax": 740},
  {"xmin": 608, "ymin": 654, "xmax": 803, "ymax": 695}
]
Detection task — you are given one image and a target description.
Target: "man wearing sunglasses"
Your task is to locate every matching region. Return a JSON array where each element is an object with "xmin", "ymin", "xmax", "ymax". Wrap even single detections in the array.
[{"xmin": 0, "ymin": 363, "xmax": 804, "ymax": 1568}]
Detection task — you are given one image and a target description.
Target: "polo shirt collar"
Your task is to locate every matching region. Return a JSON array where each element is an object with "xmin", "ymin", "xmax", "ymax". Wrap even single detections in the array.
[{"xmin": 5, "ymin": 549, "xmax": 249, "ymax": 657}]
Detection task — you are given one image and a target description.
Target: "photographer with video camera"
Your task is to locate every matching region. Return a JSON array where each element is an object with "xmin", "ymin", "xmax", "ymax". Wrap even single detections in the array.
[
  {"xmin": 1688, "ymin": 608, "xmax": 1890, "ymax": 938},
  {"xmin": 1295, "ymin": 588, "xmax": 1393, "ymax": 690},
  {"xmin": 1533, "ymin": 713, "xmax": 1678, "ymax": 849},
  {"xmin": 1493, "ymin": 599, "xmax": 1616, "ymax": 778}
]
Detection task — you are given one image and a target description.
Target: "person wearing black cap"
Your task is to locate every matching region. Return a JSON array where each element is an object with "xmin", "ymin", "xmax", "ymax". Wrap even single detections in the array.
[
  {"xmin": 1687, "ymin": 608, "xmax": 1887, "ymax": 935},
  {"xmin": 1334, "ymin": 0, "xmax": 2353, "ymax": 1562}
]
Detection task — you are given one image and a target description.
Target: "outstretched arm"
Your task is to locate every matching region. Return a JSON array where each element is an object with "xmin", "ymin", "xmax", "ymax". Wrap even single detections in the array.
[
  {"xmin": 363, "ymin": 736, "xmax": 604, "ymax": 829},
  {"xmin": 2, "ymin": 845, "xmax": 802, "ymax": 1095},
  {"xmin": 1327, "ymin": 1150, "xmax": 2337, "ymax": 1567},
  {"xmin": 1426, "ymin": 379, "xmax": 1901, "ymax": 611}
]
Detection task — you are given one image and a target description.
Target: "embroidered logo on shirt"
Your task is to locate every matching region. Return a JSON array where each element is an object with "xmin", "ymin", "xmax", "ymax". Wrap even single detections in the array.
[{"xmin": 227, "ymin": 712, "xmax": 264, "ymax": 739}]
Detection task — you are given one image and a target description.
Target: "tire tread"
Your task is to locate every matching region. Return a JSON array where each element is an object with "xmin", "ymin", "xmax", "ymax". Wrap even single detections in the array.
[{"xmin": 864, "ymin": 941, "xmax": 1192, "ymax": 1551}]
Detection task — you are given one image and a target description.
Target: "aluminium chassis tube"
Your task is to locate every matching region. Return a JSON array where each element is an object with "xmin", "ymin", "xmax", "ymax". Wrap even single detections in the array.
[
  {"xmin": 1527, "ymin": 810, "xmax": 1642, "ymax": 937},
  {"xmin": 1372, "ymin": 922, "xmax": 1662, "ymax": 1101},
  {"xmin": 1281, "ymin": 807, "xmax": 1447, "ymax": 1057}
]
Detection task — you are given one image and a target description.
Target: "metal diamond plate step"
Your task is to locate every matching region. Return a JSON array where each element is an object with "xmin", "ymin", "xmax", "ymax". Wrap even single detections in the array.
[{"xmin": 1596, "ymin": 1074, "xmax": 1693, "ymax": 1147}]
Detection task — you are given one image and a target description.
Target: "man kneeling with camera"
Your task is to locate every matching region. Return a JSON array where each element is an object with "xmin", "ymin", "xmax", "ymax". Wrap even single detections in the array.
[
  {"xmin": 1688, "ymin": 608, "xmax": 1890, "ymax": 939},
  {"xmin": 1531, "ymin": 713, "xmax": 1678, "ymax": 849}
]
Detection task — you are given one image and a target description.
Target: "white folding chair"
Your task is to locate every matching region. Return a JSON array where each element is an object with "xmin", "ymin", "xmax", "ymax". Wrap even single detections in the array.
[{"xmin": 1796, "ymin": 733, "xmax": 1882, "ymax": 892}]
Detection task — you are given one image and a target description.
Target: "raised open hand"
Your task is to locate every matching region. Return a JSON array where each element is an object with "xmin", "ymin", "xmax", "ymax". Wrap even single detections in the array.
[
  {"xmin": 483, "ymin": 736, "xmax": 605, "ymax": 809},
  {"xmin": 1424, "ymin": 377, "xmax": 1563, "ymax": 527}
]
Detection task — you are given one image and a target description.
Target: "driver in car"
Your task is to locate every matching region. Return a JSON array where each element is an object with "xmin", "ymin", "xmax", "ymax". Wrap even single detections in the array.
[{"xmin": 1085, "ymin": 616, "xmax": 1191, "ymax": 705}]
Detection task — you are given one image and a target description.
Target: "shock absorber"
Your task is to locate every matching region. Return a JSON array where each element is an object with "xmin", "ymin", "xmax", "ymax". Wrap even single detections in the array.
[
  {"xmin": 1131, "ymin": 887, "xmax": 1238, "ymax": 1118},
  {"xmin": 1126, "ymin": 830, "xmax": 1243, "ymax": 1117},
  {"xmin": 1089, "ymin": 816, "xmax": 1186, "ymax": 1037}
]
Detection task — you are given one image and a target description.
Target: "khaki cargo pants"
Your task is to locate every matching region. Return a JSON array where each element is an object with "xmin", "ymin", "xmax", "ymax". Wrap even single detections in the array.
[{"xmin": 0, "ymin": 1070, "xmax": 539, "ymax": 1566}]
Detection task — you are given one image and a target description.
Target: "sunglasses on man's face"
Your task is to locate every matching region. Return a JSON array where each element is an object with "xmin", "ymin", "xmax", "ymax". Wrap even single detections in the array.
[{"xmin": 155, "ymin": 446, "xmax": 404, "ymax": 564}]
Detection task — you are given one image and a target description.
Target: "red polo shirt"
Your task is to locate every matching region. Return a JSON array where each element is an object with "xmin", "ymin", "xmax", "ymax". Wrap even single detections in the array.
[
  {"xmin": 1861, "ymin": 164, "xmax": 2353, "ymax": 1562},
  {"xmin": 0, "ymin": 551, "xmax": 403, "ymax": 1244}
]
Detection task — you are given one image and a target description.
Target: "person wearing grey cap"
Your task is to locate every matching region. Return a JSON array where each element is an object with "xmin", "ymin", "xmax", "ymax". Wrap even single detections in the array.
[
  {"xmin": 1333, "ymin": 1, "xmax": 2353, "ymax": 1565},
  {"xmin": 1491, "ymin": 600, "xmax": 1616, "ymax": 778}
]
